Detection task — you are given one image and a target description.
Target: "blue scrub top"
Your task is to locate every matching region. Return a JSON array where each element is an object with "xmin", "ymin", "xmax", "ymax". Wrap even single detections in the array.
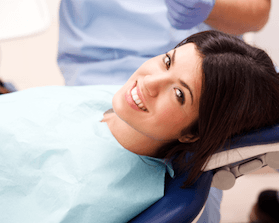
[{"xmin": 57, "ymin": 0, "xmax": 213, "ymax": 86}]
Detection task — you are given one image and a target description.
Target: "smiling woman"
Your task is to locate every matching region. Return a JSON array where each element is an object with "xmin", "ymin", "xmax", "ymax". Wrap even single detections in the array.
[
  {"xmin": 107, "ymin": 30, "xmax": 279, "ymax": 187},
  {"xmin": 0, "ymin": 31, "xmax": 279, "ymax": 222},
  {"xmin": 107, "ymin": 43, "xmax": 202, "ymax": 157}
]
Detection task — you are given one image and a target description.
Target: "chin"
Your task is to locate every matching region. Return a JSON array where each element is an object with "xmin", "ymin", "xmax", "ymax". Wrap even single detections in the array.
[{"xmin": 112, "ymin": 91, "xmax": 126, "ymax": 118}]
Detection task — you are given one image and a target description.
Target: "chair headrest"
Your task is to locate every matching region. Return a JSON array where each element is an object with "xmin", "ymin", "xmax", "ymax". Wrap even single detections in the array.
[{"xmin": 204, "ymin": 124, "xmax": 279, "ymax": 171}]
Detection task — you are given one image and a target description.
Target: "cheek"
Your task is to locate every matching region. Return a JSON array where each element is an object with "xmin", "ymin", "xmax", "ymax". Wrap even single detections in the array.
[
  {"xmin": 154, "ymin": 108, "xmax": 189, "ymax": 137},
  {"xmin": 159, "ymin": 109, "xmax": 177, "ymax": 123},
  {"xmin": 159, "ymin": 107, "xmax": 187, "ymax": 124}
]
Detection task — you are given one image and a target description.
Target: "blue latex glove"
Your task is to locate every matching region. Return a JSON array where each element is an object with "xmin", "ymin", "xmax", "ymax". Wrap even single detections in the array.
[{"xmin": 165, "ymin": 0, "xmax": 215, "ymax": 30}]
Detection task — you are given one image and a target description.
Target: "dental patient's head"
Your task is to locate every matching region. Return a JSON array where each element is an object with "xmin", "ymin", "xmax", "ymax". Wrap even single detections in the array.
[
  {"xmin": 113, "ymin": 42, "xmax": 202, "ymax": 143},
  {"xmin": 113, "ymin": 30, "xmax": 279, "ymax": 186}
]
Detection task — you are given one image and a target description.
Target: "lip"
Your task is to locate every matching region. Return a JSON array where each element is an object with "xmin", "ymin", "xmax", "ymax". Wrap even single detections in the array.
[
  {"xmin": 125, "ymin": 81, "xmax": 148, "ymax": 112},
  {"xmin": 136, "ymin": 84, "xmax": 148, "ymax": 111}
]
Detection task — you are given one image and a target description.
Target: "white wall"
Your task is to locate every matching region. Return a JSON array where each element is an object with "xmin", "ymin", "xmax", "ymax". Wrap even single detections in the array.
[
  {"xmin": 0, "ymin": 0, "xmax": 63, "ymax": 90},
  {"xmin": 253, "ymin": 0, "xmax": 279, "ymax": 67}
]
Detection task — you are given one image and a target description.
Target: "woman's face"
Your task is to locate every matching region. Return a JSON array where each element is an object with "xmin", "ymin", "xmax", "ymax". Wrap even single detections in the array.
[{"xmin": 112, "ymin": 43, "xmax": 203, "ymax": 143}]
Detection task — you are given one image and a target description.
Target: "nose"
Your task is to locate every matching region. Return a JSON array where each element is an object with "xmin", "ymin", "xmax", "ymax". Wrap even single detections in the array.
[{"xmin": 143, "ymin": 73, "xmax": 172, "ymax": 97}]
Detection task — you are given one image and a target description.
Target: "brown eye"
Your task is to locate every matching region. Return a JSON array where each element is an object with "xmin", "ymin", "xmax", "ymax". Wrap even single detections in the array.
[
  {"xmin": 175, "ymin": 88, "xmax": 185, "ymax": 105},
  {"xmin": 164, "ymin": 54, "xmax": 171, "ymax": 70}
]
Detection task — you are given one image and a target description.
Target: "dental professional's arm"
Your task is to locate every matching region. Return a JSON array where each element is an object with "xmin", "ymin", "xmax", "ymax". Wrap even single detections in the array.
[
  {"xmin": 205, "ymin": 0, "xmax": 271, "ymax": 35},
  {"xmin": 166, "ymin": 0, "xmax": 271, "ymax": 35}
]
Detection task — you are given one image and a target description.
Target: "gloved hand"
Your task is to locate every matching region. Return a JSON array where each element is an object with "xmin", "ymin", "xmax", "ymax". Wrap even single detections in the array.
[{"xmin": 165, "ymin": 0, "xmax": 215, "ymax": 30}]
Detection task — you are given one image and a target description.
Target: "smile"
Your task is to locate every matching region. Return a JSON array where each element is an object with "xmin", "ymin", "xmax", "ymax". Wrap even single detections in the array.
[{"xmin": 131, "ymin": 87, "xmax": 148, "ymax": 111}]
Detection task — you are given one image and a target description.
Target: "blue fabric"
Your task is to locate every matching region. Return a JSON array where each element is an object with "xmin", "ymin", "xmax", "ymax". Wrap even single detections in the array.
[
  {"xmin": 197, "ymin": 187, "xmax": 223, "ymax": 223},
  {"xmin": 223, "ymin": 124, "xmax": 279, "ymax": 151},
  {"xmin": 165, "ymin": 0, "xmax": 215, "ymax": 30},
  {"xmin": 129, "ymin": 170, "xmax": 214, "ymax": 223},
  {"xmin": 57, "ymin": 0, "xmax": 213, "ymax": 86},
  {"xmin": 0, "ymin": 85, "xmax": 174, "ymax": 223}
]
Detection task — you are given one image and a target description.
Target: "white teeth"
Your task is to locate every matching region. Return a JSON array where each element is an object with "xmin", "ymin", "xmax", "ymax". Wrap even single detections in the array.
[
  {"xmin": 131, "ymin": 87, "xmax": 147, "ymax": 111},
  {"xmin": 132, "ymin": 94, "xmax": 139, "ymax": 101},
  {"xmin": 131, "ymin": 87, "xmax": 137, "ymax": 95}
]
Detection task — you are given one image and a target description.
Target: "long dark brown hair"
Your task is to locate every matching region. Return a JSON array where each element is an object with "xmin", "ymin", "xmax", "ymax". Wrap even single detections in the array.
[{"xmin": 159, "ymin": 30, "xmax": 279, "ymax": 188}]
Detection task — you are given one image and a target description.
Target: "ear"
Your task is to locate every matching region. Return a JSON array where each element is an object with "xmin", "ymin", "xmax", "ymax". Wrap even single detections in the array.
[{"xmin": 178, "ymin": 134, "xmax": 200, "ymax": 143}]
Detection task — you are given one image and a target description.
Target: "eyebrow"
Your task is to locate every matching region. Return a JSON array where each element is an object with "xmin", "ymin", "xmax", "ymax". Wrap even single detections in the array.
[
  {"xmin": 171, "ymin": 49, "xmax": 176, "ymax": 67},
  {"xmin": 171, "ymin": 49, "xmax": 194, "ymax": 105},
  {"xmin": 180, "ymin": 79, "xmax": 194, "ymax": 105}
]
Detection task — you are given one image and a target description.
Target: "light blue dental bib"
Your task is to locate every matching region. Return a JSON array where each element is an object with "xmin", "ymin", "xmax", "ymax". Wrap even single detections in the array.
[{"xmin": 0, "ymin": 85, "xmax": 173, "ymax": 223}]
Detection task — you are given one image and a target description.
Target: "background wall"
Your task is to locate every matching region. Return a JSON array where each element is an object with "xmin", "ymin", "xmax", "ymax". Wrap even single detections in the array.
[
  {"xmin": 253, "ymin": 0, "xmax": 279, "ymax": 67},
  {"xmin": 0, "ymin": 0, "xmax": 63, "ymax": 90}
]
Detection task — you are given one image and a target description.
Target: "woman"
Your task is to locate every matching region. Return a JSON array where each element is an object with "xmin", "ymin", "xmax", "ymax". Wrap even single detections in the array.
[
  {"xmin": 0, "ymin": 31, "xmax": 279, "ymax": 222},
  {"xmin": 109, "ymin": 30, "xmax": 279, "ymax": 187}
]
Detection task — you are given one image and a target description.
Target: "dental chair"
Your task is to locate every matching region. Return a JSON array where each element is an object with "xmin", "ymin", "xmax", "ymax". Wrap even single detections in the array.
[{"xmin": 129, "ymin": 124, "xmax": 279, "ymax": 223}]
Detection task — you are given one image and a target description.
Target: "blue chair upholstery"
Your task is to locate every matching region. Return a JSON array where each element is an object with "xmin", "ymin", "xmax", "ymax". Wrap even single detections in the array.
[
  {"xmin": 129, "ymin": 124, "xmax": 279, "ymax": 222},
  {"xmin": 129, "ymin": 169, "xmax": 213, "ymax": 223}
]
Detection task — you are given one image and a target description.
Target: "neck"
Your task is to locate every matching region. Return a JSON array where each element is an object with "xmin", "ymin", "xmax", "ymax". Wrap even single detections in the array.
[{"xmin": 102, "ymin": 112, "xmax": 166, "ymax": 157}]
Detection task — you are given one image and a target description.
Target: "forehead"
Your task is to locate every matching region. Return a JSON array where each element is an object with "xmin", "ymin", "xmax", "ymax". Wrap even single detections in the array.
[
  {"xmin": 173, "ymin": 43, "xmax": 201, "ymax": 67},
  {"xmin": 173, "ymin": 43, "xmax": 203, "ymax": 101}
]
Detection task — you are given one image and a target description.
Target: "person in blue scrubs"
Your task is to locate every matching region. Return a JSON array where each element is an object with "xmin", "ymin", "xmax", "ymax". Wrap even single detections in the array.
[
  {"xmin": 57, "ymin": 1, "xmax": 272, "ymax": 222},
  {"xmin": 57, "ymin": 0, "xmax": 271, "ymax": 86}
]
